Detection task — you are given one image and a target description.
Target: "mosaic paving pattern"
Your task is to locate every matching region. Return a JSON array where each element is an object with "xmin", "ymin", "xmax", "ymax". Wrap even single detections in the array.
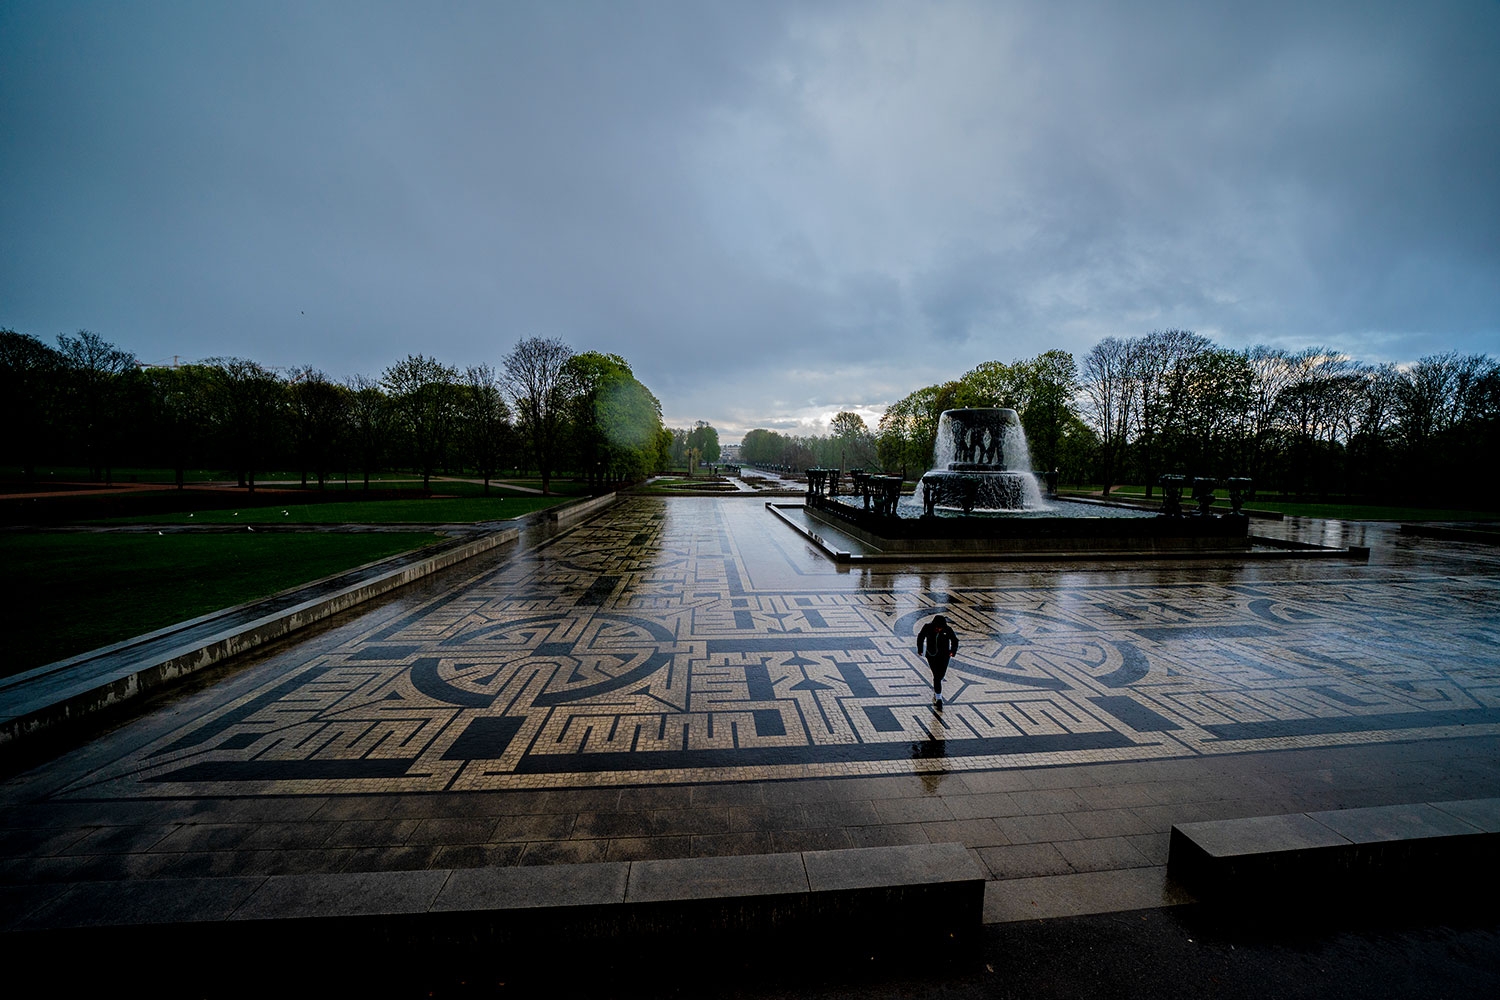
[{"xmin": 63, "ymin": 499, "xmax": 1500, "ymax": 797}]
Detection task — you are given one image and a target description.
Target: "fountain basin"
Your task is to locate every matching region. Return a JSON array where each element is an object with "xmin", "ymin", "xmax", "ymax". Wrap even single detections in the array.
[
  {"xmin": 802, "ymin": 496, "xmax": 1248, "ymax": 555},
  {"xmin": 919, "ymin": 470, "xmax": 1038, "ymax": 513}
]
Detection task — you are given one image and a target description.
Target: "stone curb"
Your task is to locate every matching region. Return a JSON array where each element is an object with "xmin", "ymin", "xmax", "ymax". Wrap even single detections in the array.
[{"xmin": 0, "ymin": 527, "xmax": 518, "ymax": 749}]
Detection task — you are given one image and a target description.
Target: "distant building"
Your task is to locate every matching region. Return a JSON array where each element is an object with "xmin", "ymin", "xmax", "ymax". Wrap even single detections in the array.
[{"xmin": 720, "ymin": 444, "xmax": 741, "ymax": 462}]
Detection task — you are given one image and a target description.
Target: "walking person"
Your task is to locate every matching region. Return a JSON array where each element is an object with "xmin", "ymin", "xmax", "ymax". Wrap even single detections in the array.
[{"xmin": 916, "ymin": 614, "xmax": 958, "ymax": 708}]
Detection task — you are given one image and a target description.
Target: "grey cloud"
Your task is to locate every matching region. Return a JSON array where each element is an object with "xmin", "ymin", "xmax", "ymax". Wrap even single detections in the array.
[{"xmin": 2, "ymin": 0, "xmax": 1495, "ymax": 438}]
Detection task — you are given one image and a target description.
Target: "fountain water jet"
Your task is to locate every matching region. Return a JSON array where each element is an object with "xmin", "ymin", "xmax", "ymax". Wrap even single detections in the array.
[{"xmin": 916, "ymin": 408, "xmax": 1044, "ymax": 514}]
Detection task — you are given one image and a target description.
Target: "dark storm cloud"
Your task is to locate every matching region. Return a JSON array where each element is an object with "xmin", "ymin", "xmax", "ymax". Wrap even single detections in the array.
[{"xmin": 3, "ymin": 0, "xmax": 1496, "ymax": 441}]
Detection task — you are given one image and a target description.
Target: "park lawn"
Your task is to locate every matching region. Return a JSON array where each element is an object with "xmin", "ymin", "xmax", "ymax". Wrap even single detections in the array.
[
  {"xmin": 2, "ymin": 467, "xmax": 558, "ymax": 494},
  {"xmin": 1069, "ymin": 487, "xmax": 1497, "ymax": 522},
  {"xmin": 2, "ymin": 532, "xmax": 442, "ymax": 677},
  {"xmin": 99, "ymin": 495, "xmax": 571, "ymax": 525}
]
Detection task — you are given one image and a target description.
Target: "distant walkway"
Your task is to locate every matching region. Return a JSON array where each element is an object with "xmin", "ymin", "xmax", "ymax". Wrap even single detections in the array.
[
  {"xmin": 0, "ymin": 481, "xmax": 181, "ymax": 500},
  {"xmin": 433, "ymin": 475, "xmax": 544, "ymax": 495}
]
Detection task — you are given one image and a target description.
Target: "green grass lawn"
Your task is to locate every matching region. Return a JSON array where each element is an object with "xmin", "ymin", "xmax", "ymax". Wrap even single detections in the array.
[
  {"xmin": 98, "ymin": 495, "xmax": 571, "ymax": 525},
  {"xmin": 1068, "ymin": 486, "xmax": 1498, "ymax": 522},
  {"xmin": 2, "ymin": 532, "xmax": 443, "ymax": 676},
  {"xmin": 1, "ymin": 467, "xmax": 583, "ymax": 494}
]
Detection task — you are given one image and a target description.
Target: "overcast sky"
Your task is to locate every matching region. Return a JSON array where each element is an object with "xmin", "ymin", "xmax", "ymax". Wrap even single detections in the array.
[{"xmin": 3, "ymin": 1, "xmax": 1497, "ymax": 442}]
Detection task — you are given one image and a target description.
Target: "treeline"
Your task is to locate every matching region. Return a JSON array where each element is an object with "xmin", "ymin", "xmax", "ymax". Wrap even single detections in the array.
[
  {"xmin": 664, "ymin": 421, "xmax": 723, "ymax": 472},
  {"xmin": 740, "ymin": 412, "xmax": 879, "ymax": 471},
  {"xmin": 0, "ymin": 329, "xmax": 675, "ymax": 495},
  {"xmin": 874, "ymin": 334, "xmax": 1500, "ymax": 501}
]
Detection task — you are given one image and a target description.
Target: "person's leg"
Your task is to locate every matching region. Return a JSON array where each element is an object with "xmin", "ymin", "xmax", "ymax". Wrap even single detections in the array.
[{"xmin": 930, "ymin": 658, "xmax": 947, "ymax": 700}]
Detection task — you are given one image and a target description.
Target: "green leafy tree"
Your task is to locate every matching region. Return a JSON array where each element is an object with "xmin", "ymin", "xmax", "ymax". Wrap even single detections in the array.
[
  {"xmin": 877, "ymin": 382, "xmax": 958, "ymax": 475},
  {"xmin": 955, "ymin": 360, "xmax": 1025, "ymax": 409},
  {"xmin": 383, "ymin": 354, "xmax": 460, "ymax": 492},
  {"xmin": 1017, "ymin": 350, "xmax": 1079, "ymax": 473},
  {"xmin": 829, "ymin": 411, "xmax": 877, "ymax": 469},
  {"xmin": 687, "ymin": 421, "xmax": 720, "ymax": 467},
  {"xmin": 739, "ymin": 428, "xmax": 782, "ymax": 466},
  {"xmin": 596, "ymin": 369, "xmax": 664, "ymax": 482},
  {"xmin": 655, "ymin": 426, "xmax": 674, "ymax": 473},
  {"xmin": 562, "ymin": 352, "xmax": 663, "ymax": 487}
]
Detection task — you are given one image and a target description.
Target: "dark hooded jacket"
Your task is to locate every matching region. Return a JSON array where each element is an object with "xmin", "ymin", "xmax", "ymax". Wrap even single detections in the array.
[{"xmin": 917, "ymin": 619, "xmax": 958, "ymax": 661}]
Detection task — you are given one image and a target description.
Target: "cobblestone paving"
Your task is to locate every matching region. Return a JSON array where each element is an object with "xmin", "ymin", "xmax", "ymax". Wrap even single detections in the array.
[{"xmin": 3, "ymin": 497, "xmax": 1499, "ymax": 898}]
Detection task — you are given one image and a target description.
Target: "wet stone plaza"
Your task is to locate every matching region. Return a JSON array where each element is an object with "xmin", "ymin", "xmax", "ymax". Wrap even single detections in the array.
[{"xmin": 4, "ymin": 496, "xmax": 1500, "ymax": 922}]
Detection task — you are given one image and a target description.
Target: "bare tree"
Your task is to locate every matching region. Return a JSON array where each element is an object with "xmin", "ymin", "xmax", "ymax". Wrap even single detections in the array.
[
  {"xmin": 287, "ymin": 366, "xmax": 350, "ymax": 489},
  {"xmin": 1243, "ymin": 346, "xmax": 1296, "ymax": 484},
  {"xmin": 503, "ymin": 337, "xmax": 573, "ymax": 494},
  {"xmin": 462, "ymin": 363, "xmax": 512, "ymax": 494},
  {"xmin": 0, "ymin": 329, "xmax": 63, "ymax": 481},
  {"xmin": 1081, "ymin": 337, "xmax": 1137, "ymax": 495},
  {"xmin": 57, "ymin": 329, "xmax": 137, "ymax": 482},
  {"xmin": 206, "ymin": 357, "xmax": 285, "ymax": 492},
  {"xmin": 1133, "ymin": 329, "xmax": 1212, "ymax": 496},
  {"xmin": 142, "ymin": 363, "xmax": 215, "ymax": 489},
  {"xmin": 344, "ymin": 375, "xmax": 390, "ymax": 490}
]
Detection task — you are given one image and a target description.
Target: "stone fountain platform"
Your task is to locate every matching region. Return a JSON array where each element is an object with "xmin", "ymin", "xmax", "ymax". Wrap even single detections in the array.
[{"xmin": 774, "ymin": 501, "xmax": 1370, "ymax": 563}]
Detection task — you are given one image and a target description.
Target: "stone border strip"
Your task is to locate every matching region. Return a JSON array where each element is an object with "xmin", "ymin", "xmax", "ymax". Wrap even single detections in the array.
[
  {"xmin": 548, "ymin": 490, "xmax": 618, "ymax": 525},
  {"xmin": 0, "ymin": 527, "xmax": 517, "ymax": 749},
  {"xmin": 1060, "ymin": 494, "xmax": 1287, "ymax": 521},
  {"xmin": 769, "ymin": 503, "xmax": 1371, "ymax": 564},
  {"xmin": 3, "ymin": 843, "xmax": 984, "ymax": 990},
  {"xmin": 1400, "ymin": 523, "xmax": 1500, "ymax": 546},
  {"xmin": 1167, "ymin": 798, "xmax": 1500, "ymax": 901}
]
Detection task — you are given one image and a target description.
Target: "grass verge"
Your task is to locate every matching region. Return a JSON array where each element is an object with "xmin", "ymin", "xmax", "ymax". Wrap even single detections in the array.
[{"xmin": 2, "ymin": 532, "xmax": 441, "ymax": 677}]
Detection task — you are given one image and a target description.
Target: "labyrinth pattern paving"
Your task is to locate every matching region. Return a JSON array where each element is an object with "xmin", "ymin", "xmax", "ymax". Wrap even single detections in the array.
[{"xmin": 65, "ymin": 499, "xmax": 1500, "ymax": 797}]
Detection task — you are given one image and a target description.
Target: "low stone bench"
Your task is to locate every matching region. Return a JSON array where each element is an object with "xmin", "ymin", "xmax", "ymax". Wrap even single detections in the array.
[
  {"xmin": 5, "ymin": 843, "xmax": 984, "ymax": 991},
  {"xmin": 1168, "ymin": 798, "xmax": 1500, "ymax": 902}
]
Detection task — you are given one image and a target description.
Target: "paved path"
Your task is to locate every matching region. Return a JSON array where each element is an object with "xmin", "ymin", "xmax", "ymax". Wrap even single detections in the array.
[{"xmin": 3, "ymin": 498, "xmax": 1499, "ymax": 931}]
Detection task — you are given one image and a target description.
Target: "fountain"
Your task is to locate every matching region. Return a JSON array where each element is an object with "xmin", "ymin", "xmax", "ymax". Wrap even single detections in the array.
[
  {"xmin": 917, "ymin": 408, "xmax": 1043, "ymax": 514},
  {"xmin": 782, "ymin": 407, "xmax": 1253, "ymax": 559}
]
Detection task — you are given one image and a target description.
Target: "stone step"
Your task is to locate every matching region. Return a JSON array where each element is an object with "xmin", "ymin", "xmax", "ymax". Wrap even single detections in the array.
[
  {"xmin": 4, "ymin": 843, "xmax": 985, "ymax": 991},
  {"xmin": 1168, "ymin": 798, "xmax": 1500, "ymax": 901}
]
